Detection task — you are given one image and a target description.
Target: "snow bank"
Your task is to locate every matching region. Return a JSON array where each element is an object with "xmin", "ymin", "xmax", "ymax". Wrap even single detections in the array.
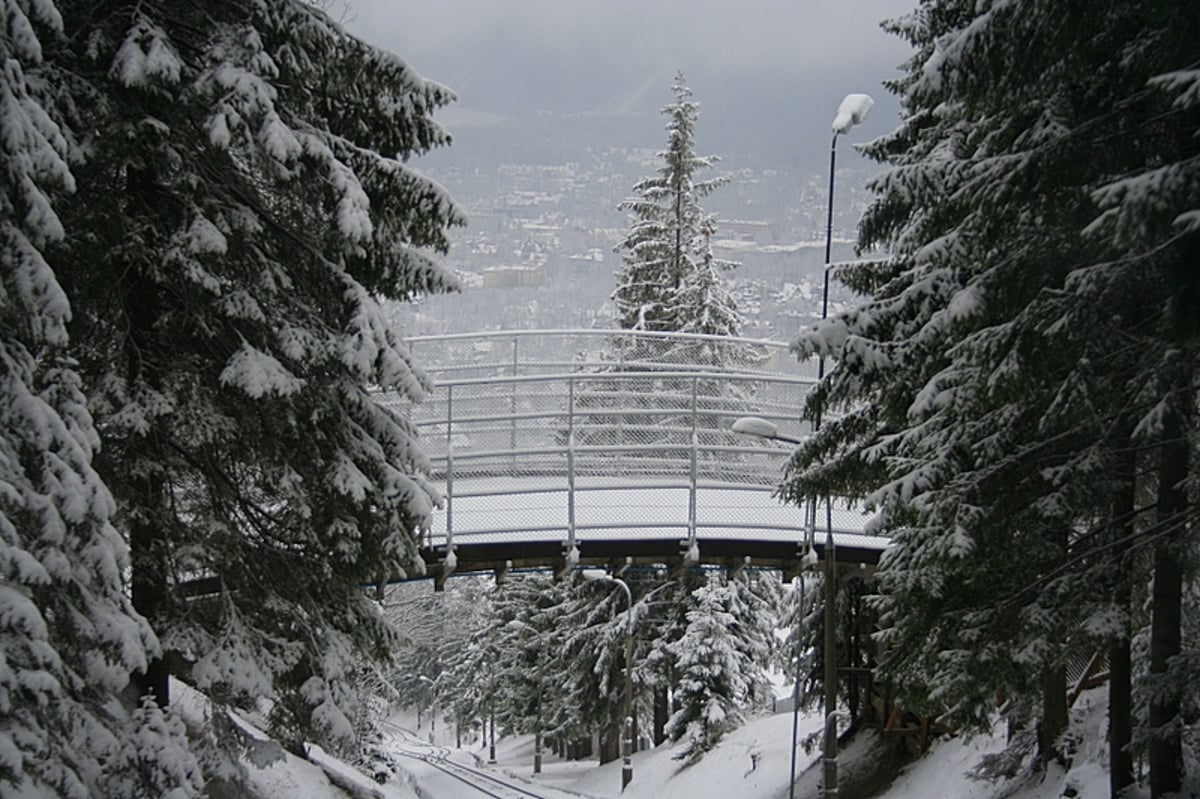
[
  {"xmin": 306, "ymin": 743, "xmax": 384, "ymax": 799},
  {"xmin": 478, "ymin": 687, "xmax": 1131, "ymax": 799},
  {"xmin": 169, "ymin": 679, "xmax": 417, "ymax": 799}
]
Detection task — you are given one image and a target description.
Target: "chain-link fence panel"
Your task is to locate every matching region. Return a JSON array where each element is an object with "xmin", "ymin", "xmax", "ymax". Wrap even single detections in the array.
[{"xmin": 376, "ymin": 330, "xmax": 861, "ymax": 548}]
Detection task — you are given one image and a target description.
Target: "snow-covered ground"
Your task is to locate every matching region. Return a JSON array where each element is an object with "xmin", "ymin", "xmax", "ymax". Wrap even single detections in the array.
[
  {"xmin": 873, "ymin": 689, "xmax": 1113, "ymax": 799},
  {"xmin": 384, "ymin": 686, "xmax": 1148, "ymax": 799},
  {"xmin": 455, "ymin": 708, "xmax": 828, "ymax": 799},
  {"xmin": 174, "ymin": 682, "xmax": 1182, "ymax": 799},
  {"xmin": 377, "ymin": 687, "xmax": 1123, "ymax": 799}
]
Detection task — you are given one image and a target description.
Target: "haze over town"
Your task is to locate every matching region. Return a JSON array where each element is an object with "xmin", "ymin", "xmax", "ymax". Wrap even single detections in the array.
[{"xmin": 340, "ymin": 1, "xmax": 915, "ymax": 337}]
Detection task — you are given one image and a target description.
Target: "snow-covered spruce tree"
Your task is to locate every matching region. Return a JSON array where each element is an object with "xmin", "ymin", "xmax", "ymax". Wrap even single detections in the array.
[
  {"xmin": 48, "ymin": 0, "xmax": 462, "ymax": 754},
  {"xmin": 581, "ymin": 74, "xmax": 758, "ymax": 456},
  {"xmin": 664, "ymin": 577, "xmax": 773, "ymax": 762},
  {"xmin": 611, "ymin": 71, "xmax": 758, "ymax": 383},
  {"xmin": 429, "ymin": 576, "xmax": 572, "ymax": 751},
  {"xmin": 382, "ymin": 580, "xmax": 488, "ymax": 743},
  {"xmin": 555, "ymin": 576, "xmax": 633, "ymax": 762},
  {"xmin": 437, "ymin": 588, "xmax": 499, "ymax": 746},
  {"xmin": 783, "ymin": 0, "xmax": 1198, "ymax": 787},
  {"xmin": 640, "ymin": 568, "xmax": 707, "ymax": 746},
  {"xmin": 551, "ymin": 572, "xmax": 669, "ymax": 763},
  {"xmin": 613, "ymin": 71, "xmax": 733, "ymax": 338},
  {"xmin": 0, "ymin": 3, "xmax": 200, "ymax": 796},
  {"xmin": 486, "ymin": 575, "xmax": 572, "ymax": 747}
]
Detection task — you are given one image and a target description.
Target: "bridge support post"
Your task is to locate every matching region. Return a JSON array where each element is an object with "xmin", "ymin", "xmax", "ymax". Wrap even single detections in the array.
[
  {"xmin": 434, "ymin": 548, "xmax": 456, "ymax": 592},
  {"xmin": 622, "ymin": 715, "xmax": 633, "ymax": 791}
]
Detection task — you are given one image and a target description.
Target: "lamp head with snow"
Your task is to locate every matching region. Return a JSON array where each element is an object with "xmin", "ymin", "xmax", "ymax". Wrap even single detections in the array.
[
  {"xmin": 831, "ymin": 93, "xmax": 874, "ymax": 135},
  {"xmin": 732, "ymin": 416, "xmax": 804, "ymax": 445},
  {"xmin": 581, "ymin": 569, "xmax": 611, "ymax": 582},
  {"xmin": 731, "ymin": 416, "xmax": 780, "ymax": 439}
]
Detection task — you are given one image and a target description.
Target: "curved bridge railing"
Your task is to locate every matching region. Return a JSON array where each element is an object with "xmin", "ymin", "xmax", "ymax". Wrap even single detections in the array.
[{"xmin": 378, "ymin": 330, "xmax": 878, "ymax": 578}]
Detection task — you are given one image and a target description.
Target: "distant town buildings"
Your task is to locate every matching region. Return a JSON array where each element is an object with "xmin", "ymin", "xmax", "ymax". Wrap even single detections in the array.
[{"xmin": 482, "ymin": 265, "xmax": 546, "ymax": 288}]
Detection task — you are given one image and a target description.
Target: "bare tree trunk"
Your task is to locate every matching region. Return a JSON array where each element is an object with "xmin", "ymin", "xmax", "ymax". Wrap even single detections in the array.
[
  {"xmin": 130, "ymin": 474, "xmax": 169, "ymax": 707},
  {"xmin": 1109, "ymin": 429, "xmax": 1135, "ymax": 797},
  {"xmin": 121, "ymin": 235, "xmax": 170, "ymax": 708},
  {"xmin": 1149, "ymin": 406, "xmax": 1186, "ymax": 798},
  {"xmin": 653, "ymin": 685, "xmax": 669, "ymax": 746},
  {"xmin": 1038, "ymin": 665, "xmax": 1068, "ymax": 765}
]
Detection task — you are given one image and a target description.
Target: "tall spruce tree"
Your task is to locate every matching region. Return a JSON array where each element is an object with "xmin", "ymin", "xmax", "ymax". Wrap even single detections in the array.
[
  {"xmin": 44, "ymin": 0, "xmax": 462, "ymax": 755},
  {"xmin": 614, "ymin": 71, "xmax": 734, "ymax": 338},
  {"xmin": 1, "ymin": 2, "xmax": 200, "ymax": 796},
  {"xmin": 588, "ymin": 74, "xmax": 758, "ymax": 455},
  {"xmin": 782, "ymin": 0, "xmax": 1198, "ymax": 790}
]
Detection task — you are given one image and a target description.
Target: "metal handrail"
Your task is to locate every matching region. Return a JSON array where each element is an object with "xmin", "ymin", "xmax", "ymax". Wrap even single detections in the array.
[{"xmin": 394, "ymin": 330, "xmax": 832, "ymax": 553}]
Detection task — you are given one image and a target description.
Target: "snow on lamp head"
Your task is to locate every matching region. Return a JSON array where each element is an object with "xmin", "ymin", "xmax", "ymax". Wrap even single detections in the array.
[
  {"xmin": 831, "ymin": 93, "xmax": 874, "ymax": 135},
  {"xmin": 731, "ymin": 416, "xmax": 780, "ymax": 440}
]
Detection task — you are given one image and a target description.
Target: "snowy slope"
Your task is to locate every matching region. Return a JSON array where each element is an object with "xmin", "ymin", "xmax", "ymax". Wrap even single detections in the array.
[
  {"xmin": 169, "ymin": 681, "xmax": 1195, "ymax": 799},
  {"xmin": 439, "ymin": 688, "xmax": 1130, "ymax": 799},
  {"xmin": 170, "ymin": 679, "xmax": 418, "ymax": 799}
]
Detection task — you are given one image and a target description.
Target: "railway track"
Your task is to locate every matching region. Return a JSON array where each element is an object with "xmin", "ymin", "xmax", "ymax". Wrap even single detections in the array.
[{"xmin": 381, "ymin": 721, "xmax": 558, "ymax": 799}]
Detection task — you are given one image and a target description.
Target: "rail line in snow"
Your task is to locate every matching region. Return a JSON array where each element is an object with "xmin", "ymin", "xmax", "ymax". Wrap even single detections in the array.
[{"xmin": 382, "ymin": 721, "xmax": 556, "ymax": 799}]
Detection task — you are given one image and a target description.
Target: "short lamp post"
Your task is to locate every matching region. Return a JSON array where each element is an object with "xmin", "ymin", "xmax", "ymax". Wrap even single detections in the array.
[
  {"xmin": 733, "ymin": 414, "xmax": 843, "ymax": 799},
  {"xmin": 583, "ymin": 569, "xmax": 634, "ymax": 792},
  {"xmin": 507, "ymin": 619, "xmax": 546, "ymax": 775},
  {"xmin": 418, "ymin": 675, "xmax": 436, "ymax": 744}
]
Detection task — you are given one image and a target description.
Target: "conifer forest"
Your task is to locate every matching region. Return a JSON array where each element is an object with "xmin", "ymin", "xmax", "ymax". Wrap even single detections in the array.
[{"xmin": 1, "ymin": 2, "xmax": 1196, "ymax": 797}]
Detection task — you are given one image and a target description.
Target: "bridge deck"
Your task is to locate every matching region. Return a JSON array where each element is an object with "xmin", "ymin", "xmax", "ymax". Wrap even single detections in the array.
[
  {"xmin": 409, "ymin": 478, "xmax": 886, "ymax": 584},
  {"xmin": 416, "ymin": 533, "xmax": 889, "ymax": 586},
  {"xmin": 387, "ymin": 330, "xmax": 891, "ymax": 586}
]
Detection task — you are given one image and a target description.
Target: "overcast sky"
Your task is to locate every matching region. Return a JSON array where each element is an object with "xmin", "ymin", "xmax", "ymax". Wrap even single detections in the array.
[{"xmin": 340, "ymin": 1, "xmax": 917, "ymax": 168}]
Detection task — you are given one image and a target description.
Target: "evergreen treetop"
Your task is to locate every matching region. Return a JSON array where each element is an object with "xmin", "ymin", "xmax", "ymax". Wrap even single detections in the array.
[{"xmin": 613, "ymin": 71, "xmax": 737, "ymax": 339}]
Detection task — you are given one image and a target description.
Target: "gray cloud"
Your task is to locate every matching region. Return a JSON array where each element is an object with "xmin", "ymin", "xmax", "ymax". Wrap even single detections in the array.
[
  {"xmin": 339, "ymin": 1, "xmax": 916, "ymax": 169},
  {"xmin": 344, "ymin": 2, "xmax": 911, "ymax": 104}
]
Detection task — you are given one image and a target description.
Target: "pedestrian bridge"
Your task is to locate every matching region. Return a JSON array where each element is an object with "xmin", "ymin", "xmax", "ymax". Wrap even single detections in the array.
[{"xmin": 378, "ymin": 330, "xmax": 886, "ymax": 587}]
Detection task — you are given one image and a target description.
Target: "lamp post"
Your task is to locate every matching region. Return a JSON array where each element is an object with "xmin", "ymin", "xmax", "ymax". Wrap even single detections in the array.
[
  {"xmin": 583, "ymin": 569, "xmax": 634, "ymax": 791},
  {"xmin": 818, "ymin": 91, "xmax": 872, "ymax": 799},
  {"xmin": 489, "ymin": 687, "xmax": 497, "ymax": 764},
  {"xmin": 733, "ymin": 416, "xmax": 815, "ymax": 799},
  {"xmin": 733, "ymin": 92, "xmax": 872, "ymax": 799},
  {"xmin": 507, "ymin": 619, "xmax": 546, "ymax": 775},
  {"xmin": 418, "ymin": 675, "xmax": 436, "ymax": 743}
]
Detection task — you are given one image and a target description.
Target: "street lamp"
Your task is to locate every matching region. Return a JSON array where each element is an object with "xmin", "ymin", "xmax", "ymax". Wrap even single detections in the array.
[
  {"xmin": 418, "ymin": 675, "xmax": 437, "ymax": 743},
  {"xmin": 506, "ymin": 619, "xmax": 546, "ymax": 775},
  {"xmin": 732, "ymin": 416, "xmax": 816, "ymax": 799},
  {"xmin": 818, "ymin": 91, "xmax": 872, "ymax": 799},
  {"xmin": 582, "ymin": 569, "xmax": 634, "ymax": 792},
  {"xmin": 730, "ymin": 416, "xmax": 802, "ymax": 445},
  {"xmin": 730, "ymin": 90, "xmax": 873, "ymax": 799}
]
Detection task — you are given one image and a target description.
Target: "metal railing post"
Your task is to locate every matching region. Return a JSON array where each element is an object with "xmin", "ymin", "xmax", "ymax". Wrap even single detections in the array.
[
  {"xmin": 567, "ymin": 378, "xmax": 577, "ymax": 555},
  {"xmin": 445, "ymin": 384, "xmax": 454, "ymax": 550},
  {"xmin": 688, "ymin": 376, "xmax": 698, "ymax": 550},
  {"xmin": 510, "ymin": 335, "xmax": 520, "ymax": 475}
]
